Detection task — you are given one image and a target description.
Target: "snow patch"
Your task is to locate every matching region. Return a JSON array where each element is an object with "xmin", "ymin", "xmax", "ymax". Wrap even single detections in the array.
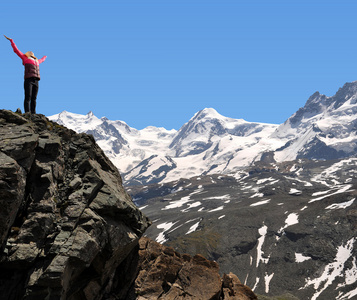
[
  {"xmin": 250, "ymin": 193, "xmax": 264, "ymax": 198},
  {"xmin": 186, "ymin": 220, "xmax": 201, "ymax": 235},
  {"xmin": 285, "ymin": 213, "xmax": 299, "ymax": 227},
  {"xmin": 289, "ymin": 188, "xmax": 302, "ymax": 195},
  {"xmin": 203, "ymin": 194, "xmax": 231, "ymax": 201},
  {"xmin": 208, "ymin": 206, "xmax": 224, "ymax": 212},
  {"xmin": 295, "ymin": 253, "xmax": 311, "ymax": 263},
  {"xmin": 162, "ymin": 188, "xmax": 204, "ymax": 210},
  {"xmin": 325, "ymin": 198, "xmax": 355, "ymax": 210},
  {"xmin": 250, "ymin": 199, "xmax": 271, "ymax": 207},
  {"xmin": 256, "ymin": 177, "xmax": 275, "ymax": 184},
  {"xmin": 303, "ymin": 238, "xmax": 356, "ymax": 300},
  {"xmin": 337, "ymin": 288, "xmax": 357, "ymax": 300},
  {"xmin": 256, "ymin": 225, "xmax": 269, "ymax": 268},
  {"xmin": 162, "ymin": 196, "xmax": 191, "ymax": 210},
  {"xmin": 156, "ymin": 221, "xmax": 178, "ymax": 243},
  {"xmin": 278, "ymin": 213, "xmax": 299, "ymax": 235},
  {"xmin": 252, "ymin": 277, "xmax": 260, "ymax": 291},
  {"xmin": 181, "ymin": 201, "xmax": 202, "ymax": 212},
  {"xmin": 309, "ymin": 185, "xmax": 354, "ymax": 203},
  {"xmin": 264, "ymin": 273, "xmax": 274, "ymax": 294}
]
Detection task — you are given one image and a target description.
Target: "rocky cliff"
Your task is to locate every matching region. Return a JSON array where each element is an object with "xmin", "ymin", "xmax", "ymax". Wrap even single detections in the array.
[{"xmin": 0, "ymin": 110, "xmax": 256, "ymax": 300}]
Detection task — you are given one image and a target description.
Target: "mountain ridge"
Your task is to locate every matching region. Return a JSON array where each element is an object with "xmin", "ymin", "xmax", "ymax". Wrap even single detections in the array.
[
  {"xmin": 49, "ymin": 107, "xmax": 279, "ymax": 185},
  {"xmin": 49, "ymin": 81, "xmax": 357, "ymax": 186}
]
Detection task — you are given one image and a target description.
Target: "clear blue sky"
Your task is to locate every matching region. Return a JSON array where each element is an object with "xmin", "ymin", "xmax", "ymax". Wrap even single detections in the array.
[{"xmin": 1, "ymin": 1, "xmax": 357, "ymax": 129}]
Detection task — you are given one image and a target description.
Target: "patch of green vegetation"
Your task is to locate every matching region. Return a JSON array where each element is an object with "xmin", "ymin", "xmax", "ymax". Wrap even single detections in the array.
[
  {"xmin": 46, "ymin": 121, "xmax": 54, "ymax": 131},
  {"xmin": 54, "ymin": 123, "xmax": 66, "ymax": 130},
  {"xmin": 45, "ymin": 120, "xmax": 66, "ymax": 131},
  {"xmin": 59, "ymin": 200, "xmax": 69, "ymax": 215},
  {"xmin": 166, "ymin": 228, "xmax": 221, "ymax": 259}
]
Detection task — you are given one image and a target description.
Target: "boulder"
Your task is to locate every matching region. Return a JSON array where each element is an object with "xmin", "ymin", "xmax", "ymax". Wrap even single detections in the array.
[{"xmin": 112, "ymin": 237, "xmax": 257, "ymax": 300}]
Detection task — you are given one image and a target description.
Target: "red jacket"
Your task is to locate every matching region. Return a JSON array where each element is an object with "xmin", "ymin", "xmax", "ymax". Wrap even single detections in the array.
[{"xmin": 10, "ymin": 39, "xmax": 47, "ymax": 80}]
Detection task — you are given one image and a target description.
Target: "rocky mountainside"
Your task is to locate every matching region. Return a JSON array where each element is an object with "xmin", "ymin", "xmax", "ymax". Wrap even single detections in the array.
[
  {"xmin": 130, "ymin": 158, "xmax": 357, "ymax": 300},
  {"xmin": 49, "ymin": 81, "xmax": 357, "ymax": 186},
  {"xmin": 0, "ymin": 110, "xmax": 256, "ymax": 300}
]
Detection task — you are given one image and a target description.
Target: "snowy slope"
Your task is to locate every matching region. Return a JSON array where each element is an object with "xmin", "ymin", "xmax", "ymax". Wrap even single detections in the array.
[
  {"xmin": 49, "ymin": 108, "xmax": 280, "ymax": 185},
  {"xmin": 273, "ymin": 81, "xmax": 357, "ymax": 161},
  {"xmin": 50, "ymin": 110, "xmax": 177, "ymax": 177},
  {"xmin": 49, "ymin": 81, "xmax": 357, "ymax": 186}
]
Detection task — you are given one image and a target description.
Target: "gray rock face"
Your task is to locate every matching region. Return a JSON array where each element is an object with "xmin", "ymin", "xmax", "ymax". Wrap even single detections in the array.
[
  {"xmin": 0, "ymin": 152, "xmax": 26, "ymax": 246},
  {"xmin": 0, "ymin": 110, "xmax": 151, "ymax": 299}
]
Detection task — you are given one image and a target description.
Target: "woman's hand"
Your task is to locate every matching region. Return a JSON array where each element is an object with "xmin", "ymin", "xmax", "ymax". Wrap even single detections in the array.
[{"xmin": 4, "ymin": 35, "xmax": 11, "ymax": 41}]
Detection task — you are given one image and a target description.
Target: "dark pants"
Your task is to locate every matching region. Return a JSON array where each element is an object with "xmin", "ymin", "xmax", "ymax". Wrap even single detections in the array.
[{"xmin": 24, "ymin": 78, "xmax": 39, "ymax": 114}]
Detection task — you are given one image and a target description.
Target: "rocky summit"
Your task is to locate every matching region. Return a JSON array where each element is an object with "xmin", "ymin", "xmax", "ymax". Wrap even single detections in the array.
[{"xmin": 0, "ymin": 110, "xmax": 256, "ymax": 300}]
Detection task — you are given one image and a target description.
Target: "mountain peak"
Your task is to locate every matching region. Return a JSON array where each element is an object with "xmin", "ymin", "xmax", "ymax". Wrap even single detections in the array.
[
  {"xmin": 195, "ymin": 108, "xmax": 222, "ymax": 120},
  {"xmin": 58, "ymin": 110, "xmax": 70, "ymax": 117},
  {"xmin": 48, "ymin": 80, "xmax": 357, "ymax": 185}
]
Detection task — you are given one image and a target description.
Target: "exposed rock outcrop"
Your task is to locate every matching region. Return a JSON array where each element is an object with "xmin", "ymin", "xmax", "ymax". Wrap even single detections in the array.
[
  {"xmin": 112, "ymin": 237, "xmax": 257, "ymax": 300},
  {"xmin": 0, "ymin": 110, "xmax": 256, "ymax": 300},
  {"xmin": 0, "ymin": 110, "xmax": 150, "ymax": 299}
]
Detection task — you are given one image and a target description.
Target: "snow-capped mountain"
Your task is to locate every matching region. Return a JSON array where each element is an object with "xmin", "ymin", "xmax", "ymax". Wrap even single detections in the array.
[
  {"xmin": 47, "ymin": 81, "xmax": 357, "ymax": 299},
  {"xmin": 49, "ymin": 81, "xmax": 357, "ymax": 186},
  {"xmin": 49, "ymin": 108, "xmax": 280, "ymax": 185},
  {"xmin": 273, "ymin": 81, "xmax": 357, "ymax": 161},
  {"xmin": 49, "ymin": 110, "xmax": 177, "ymax": 180}
]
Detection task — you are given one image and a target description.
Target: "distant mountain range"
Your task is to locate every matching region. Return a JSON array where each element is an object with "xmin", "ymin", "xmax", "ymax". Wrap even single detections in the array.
[
  {"xmin": 49, "ymin": 81, "xmax": 357, "ymax": 186},
  {"xmin": 48, "ymin": 81, "xmax": 357, "ymax": 299}
]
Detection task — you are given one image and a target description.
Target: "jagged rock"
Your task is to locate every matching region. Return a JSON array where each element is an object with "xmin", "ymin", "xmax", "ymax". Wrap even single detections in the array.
[
  {"xmin": 0, "ymin": 152, "xmax": 26, "ymax": 246},
  {"xmin": 0, "ymin": 110, "xmax": 151, "ymax": 299},
  {"xmin": 111, "ymin": 237, "xmax": 257, "ymax": 300},
  {"xmin": 222, "ymin": 273, "xmax": 257, "ymax": 300}
]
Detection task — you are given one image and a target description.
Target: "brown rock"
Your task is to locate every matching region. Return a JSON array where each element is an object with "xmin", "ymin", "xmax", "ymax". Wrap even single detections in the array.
[
  {"xmin": 222, "ymin": 272, "xmax": 257, "ymax": 300},
  {"xmin": 113, "ymin": 237, "xmax": 257, "ymax": 300}
]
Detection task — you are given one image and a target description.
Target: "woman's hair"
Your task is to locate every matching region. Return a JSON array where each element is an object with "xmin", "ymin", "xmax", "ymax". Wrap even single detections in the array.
[{"xmin": 24, "ymin": 51, "xmax": 37, "ymax": 60}]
